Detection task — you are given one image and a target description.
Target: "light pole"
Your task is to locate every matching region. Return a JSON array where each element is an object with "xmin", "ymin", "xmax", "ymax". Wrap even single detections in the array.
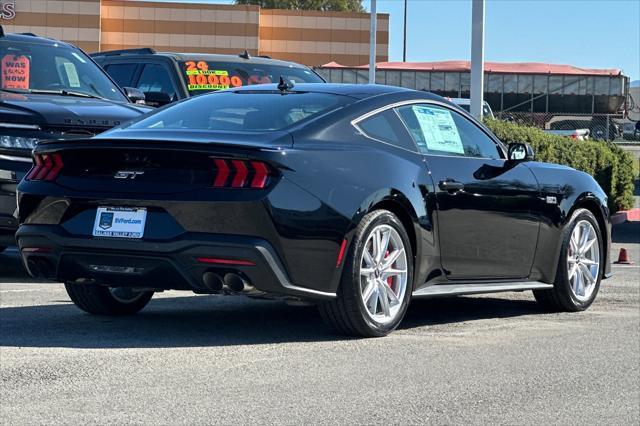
[
  {"xmin": 470, "ymin": 0, "xmax": 485, "ymax": 120},
  {"xmin": 403, "ymin": 0, "xmax": 408, "ymax": 62},
  {"xmin": 369, "ymin": 0, "xmax": 377, "ymax": 84}
]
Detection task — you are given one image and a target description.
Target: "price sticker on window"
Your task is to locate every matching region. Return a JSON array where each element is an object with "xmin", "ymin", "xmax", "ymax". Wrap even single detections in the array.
[
  {"xmin": 1, "ymin": 54, "xmax": 30, "ymax": 90},
  {"xmin": 184, "ymin": 61, "xmax": 244, "ymax": 91}
]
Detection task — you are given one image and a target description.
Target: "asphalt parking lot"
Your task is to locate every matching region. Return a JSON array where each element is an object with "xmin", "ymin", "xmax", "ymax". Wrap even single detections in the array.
[{"xmin": 1, "ymin": 222, "xmax": 639, "ymax": 425}]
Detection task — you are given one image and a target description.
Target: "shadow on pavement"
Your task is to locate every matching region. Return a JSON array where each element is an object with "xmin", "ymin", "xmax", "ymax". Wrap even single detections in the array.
[{"xmin": 0, "ymin": 291, "xmax": 544, "ymax": 349}]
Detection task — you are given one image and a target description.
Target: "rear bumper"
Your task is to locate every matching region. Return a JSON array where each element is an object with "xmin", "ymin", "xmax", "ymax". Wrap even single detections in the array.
[{"xmin": 16, "ymin": 224, "xmax": 336, "ymax": 300}]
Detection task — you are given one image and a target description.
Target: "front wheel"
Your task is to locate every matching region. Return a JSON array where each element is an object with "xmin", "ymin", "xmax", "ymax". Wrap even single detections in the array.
[
  {"xmin": 319, "ymin": 210, "xmax": 413, "ymax": 337},
  {"xmin": 64, "ymin": 283, "xmax": 154, "ymax": 315},
  {"xmin": 534, "ymin": 208, "xmax": 603, "ymax": 311}
]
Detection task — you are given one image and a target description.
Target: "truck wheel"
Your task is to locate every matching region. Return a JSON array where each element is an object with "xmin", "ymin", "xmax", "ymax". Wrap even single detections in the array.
[
  {"xmin": 319, "ymin": 210, "xmax": 413, "ymax": 337},
  {"xmin": 64, "ymin": 283, "xmax": 153, "ymax": 315}
]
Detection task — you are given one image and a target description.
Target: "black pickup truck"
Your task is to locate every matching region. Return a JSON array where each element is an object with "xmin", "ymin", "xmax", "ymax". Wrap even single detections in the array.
[{"xmin": 0, "ymin": 27, "xmax": 150, "ymax": 251}]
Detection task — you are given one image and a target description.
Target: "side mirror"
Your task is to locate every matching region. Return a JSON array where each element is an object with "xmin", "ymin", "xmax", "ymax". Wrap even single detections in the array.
[
  {"xmin": 143, "ymin": 91, "xmax": 172, "ymax": 107},
  {"xmin": 122, "ymin": 87, "xmax": 145, "ymax": 104},
  {"xmin": 507, "ymin": 142, "xmax": 535, "ymax": 162}
]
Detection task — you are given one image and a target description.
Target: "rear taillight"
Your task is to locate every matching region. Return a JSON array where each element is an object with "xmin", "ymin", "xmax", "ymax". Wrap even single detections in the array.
[
  {"xmin": 211, "ymin": 158, "xmax": 272, "ymax": 189},
  {"xmin": 26, "ymin": 153, "xmax": 64, "ymax": 181}
]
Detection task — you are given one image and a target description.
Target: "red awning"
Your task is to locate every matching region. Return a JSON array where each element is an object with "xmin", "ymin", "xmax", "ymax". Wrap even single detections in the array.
[{"xmin": 320, "ymin": 60, "xmax": 622, "ymax": 76}]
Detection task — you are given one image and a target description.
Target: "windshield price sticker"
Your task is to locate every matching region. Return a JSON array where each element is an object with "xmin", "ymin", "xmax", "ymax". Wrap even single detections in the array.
[
  {"xmin": 186, "ymin": 69, "xmax": 228, "ymax": 76},
  {"xmin": 184, "ymin": 61, "xmax": 244, "ymax": 91},
  {"xmin": 412, "ymin": 105, "xmax": 464, "ymax": 155},
  {"xmin": 1, "ymin": 54, "xmax": 30, "ymax": 90},
  {"xmin": 63, "ymin": 62, "xmax": 81, "ymax": 87}
]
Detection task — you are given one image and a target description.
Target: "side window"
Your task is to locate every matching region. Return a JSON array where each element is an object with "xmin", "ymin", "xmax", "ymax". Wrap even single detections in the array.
[
  {"xmin": 104, "ymin": 63, "xmax": 138, "ymax": 88},
  {"xmin": 397, "ymin": 104, "xmax": 502, "ymax": 159},
  {"xmin": 136, "ymin": 64, "xmax": 176, "ymax": 100},
  {"xmin": 357, "ymin": 109, "xmax": 417, "ymax": 152}
]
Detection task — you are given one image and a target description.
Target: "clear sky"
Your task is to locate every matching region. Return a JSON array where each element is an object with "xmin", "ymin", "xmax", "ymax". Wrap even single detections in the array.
[
  {"xmin": 364, "ymin": 0, "xmax": 640, "ymax": 81},
  {"xmin": 152, "ymin": 0, "xmax": 640, "ymax": 80}
]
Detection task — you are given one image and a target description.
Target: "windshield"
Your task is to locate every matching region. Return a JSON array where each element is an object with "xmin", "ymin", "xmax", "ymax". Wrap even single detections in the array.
[
  {"xmin": 0, "ymin": 39, "xmax": 127, "ymax": 102},
  {"xmin": 179, "ymin": 60, "xmax": 324, "ymax": 95},
  {"xmin": 456, "ymin": 103, "xmax": 493, "ymax": 118},
  {"xmin": 128, "ymin": 91, "xmax": 351, "ymax": 132}
]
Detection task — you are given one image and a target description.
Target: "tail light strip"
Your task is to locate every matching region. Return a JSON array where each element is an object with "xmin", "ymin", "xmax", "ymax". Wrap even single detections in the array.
[
  {"xmin": 26, "ymin": 153, "xmax": 64, "ymax": 181},
  {"xmin": 212, "ymin": 158, "xmax": 272, "ymax": 189}
]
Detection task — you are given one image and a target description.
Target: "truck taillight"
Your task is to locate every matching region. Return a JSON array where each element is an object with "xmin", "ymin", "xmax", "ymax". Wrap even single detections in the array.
[
  {"xmin": 211, "ymin": 158, "xmax": 272, "ymax": 189},
  {"xmin": 25, "ymin": 153, "xmax": 64, "ymax": 181}
]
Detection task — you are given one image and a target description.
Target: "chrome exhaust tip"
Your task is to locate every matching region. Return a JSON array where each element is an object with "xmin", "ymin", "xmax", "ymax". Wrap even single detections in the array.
[
  {"xmin": 202, "ymin": 271, "xmax": 223, "ymax": 292},
  {"xmin": 223, "ymin": 273, "xmax": 246, "ymax": 293}
]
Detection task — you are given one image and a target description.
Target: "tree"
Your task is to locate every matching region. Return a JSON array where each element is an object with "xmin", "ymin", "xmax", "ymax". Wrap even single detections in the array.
[{"xmin": 234, "ymin": 0, "xmax": 365, "ymax": 13}]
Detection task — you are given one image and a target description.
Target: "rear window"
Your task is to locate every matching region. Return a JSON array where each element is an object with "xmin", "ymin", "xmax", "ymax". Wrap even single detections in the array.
[
  {"xmin": 128, "ymin": 91, "xmax": 351, "ymax": 132},
  {"xmin": 180, "ymin": 60, "xmax": 323, "ymax": 95}
]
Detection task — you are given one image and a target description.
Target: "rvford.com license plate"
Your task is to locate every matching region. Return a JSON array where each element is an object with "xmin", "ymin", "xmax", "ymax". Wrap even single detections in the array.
[{"xmin": 92, "ymin": 207, "xmax": 147, "ymax": 239}]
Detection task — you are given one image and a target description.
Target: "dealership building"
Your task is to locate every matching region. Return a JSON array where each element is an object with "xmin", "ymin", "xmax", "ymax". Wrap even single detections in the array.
[{"xmin": 0, "ymin": 0, "xmax": 389, "ymax": 66}]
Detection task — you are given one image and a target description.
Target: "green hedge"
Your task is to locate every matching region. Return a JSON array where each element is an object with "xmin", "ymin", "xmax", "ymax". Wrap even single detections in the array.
[{"xmin": 485, "ymin": 119, "xmax": 635, "ymax": 212}]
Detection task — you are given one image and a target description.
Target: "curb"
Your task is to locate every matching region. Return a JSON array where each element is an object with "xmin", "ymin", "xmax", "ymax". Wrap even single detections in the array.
[{"xmin": 611, "ymin": 208, "xmax": 640, "ymax": 225}]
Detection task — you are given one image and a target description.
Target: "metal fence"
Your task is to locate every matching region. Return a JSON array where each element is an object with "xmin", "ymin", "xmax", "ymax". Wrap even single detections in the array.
[{"xmin": 493, "ymin": 111, "xmax": 639, "ymax": 142}]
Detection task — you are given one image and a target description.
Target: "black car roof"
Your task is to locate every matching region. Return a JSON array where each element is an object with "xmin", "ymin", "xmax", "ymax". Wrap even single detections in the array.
[
  {"xmin": 158, "ymin": 52, "xmax": 309, "ymax": 67},
  {"xmin": 0, "ymin": 31, "xmax": 76, "ymax": 49},
  {"xmin": 231, "ymin": 83, "xmax": 424, "ymax": 100},
  {"xmin": 91, "ymin": 48, "xmax": 312, "ymax": 69}
]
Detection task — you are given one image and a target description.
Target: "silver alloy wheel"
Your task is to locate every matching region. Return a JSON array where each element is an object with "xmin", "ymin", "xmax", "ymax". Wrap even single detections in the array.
[
  {"xmin": 567, "ymin": 220, "xmax": 600, "ymax": 302},
  {"xmin": 359, "ymin": 224, "xmax": 408, "ymax": 324},
  {"xmin": 109, "ymin": 287, "xmax": 146, "ymax": 304}
]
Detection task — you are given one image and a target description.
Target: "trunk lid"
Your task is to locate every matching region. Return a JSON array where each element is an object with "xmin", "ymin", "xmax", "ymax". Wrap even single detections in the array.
[{"xmin": 33, "ymin": 134, "xmax": 289, "ymax": 195}]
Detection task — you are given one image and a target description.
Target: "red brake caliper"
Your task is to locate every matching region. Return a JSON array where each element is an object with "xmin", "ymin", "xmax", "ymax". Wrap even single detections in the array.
[{"xmin": 384, "ymin": 250, "xmax": 393, "ymax": 289}]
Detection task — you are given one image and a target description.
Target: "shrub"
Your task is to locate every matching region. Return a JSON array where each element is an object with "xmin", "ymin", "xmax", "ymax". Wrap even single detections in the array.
[{"xmin": 485, "ymin": 119, "xmax": 635, "ymax": 212}]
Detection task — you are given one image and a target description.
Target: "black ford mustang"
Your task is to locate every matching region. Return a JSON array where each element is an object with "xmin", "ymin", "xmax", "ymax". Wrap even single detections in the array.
[{"xmin": 16, "ymin": 84, "xmax": 611, "ymax": 337}]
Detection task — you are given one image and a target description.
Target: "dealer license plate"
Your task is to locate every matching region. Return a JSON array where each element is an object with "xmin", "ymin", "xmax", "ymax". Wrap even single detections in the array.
[{"xmin": 92, "ymin": 207, "xmax": 147, "ymax": 239}]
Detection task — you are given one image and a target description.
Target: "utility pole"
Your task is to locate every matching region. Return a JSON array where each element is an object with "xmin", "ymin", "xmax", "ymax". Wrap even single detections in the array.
[
  {"xmin": 369, "ymin": 0, "xmax": 377, "ymax": 84},
  {"xmin": 403, "ymin": 0, "xmax": 408, "ymax": 62},
  {"xmin": 470, "ymin": 0, "xmax": 485, "ymax": 120}
]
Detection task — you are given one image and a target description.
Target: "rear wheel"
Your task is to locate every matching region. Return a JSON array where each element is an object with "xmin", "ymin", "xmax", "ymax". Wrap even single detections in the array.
[
  {"xmin": 534, "ymin": 208, "xmax": 603, "ymax": 311},
  {"xmin": 319, "ymin": 210, "xmax": 413, "ymax": 337},
  {"xmin": 64, "ymin": 283, "xmax": 153, "ymax": 315}
]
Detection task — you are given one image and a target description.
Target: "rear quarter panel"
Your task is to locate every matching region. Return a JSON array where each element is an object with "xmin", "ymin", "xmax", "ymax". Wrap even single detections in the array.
[{"xmin": 284, "ymin": 110, "xmax": 439, "ymax": 292}]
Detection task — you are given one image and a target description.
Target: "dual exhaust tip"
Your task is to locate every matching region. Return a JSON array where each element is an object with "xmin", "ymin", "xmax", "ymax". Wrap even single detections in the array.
[{"xmin": 202, "ymin": 271, "xmax": 253, "ymax": 294}]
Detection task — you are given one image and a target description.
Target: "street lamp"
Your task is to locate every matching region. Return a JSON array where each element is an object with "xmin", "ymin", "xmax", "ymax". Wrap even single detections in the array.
[
  {"xmin": 369, "ymin": 0, "xmax": 377, "ymax": 84},
  {"xmin": 403, "ymin": 0, "xmax": 408, "ymax": 62},
  {"xmin": 470, "ymin": 0, "xmax": 485, "ymax": 120}
]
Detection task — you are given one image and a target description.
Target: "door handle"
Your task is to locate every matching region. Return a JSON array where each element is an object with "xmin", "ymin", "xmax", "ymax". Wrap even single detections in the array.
[{"xmin": 438, "ymin": 179, "xmax": 465, "ymax": 192}]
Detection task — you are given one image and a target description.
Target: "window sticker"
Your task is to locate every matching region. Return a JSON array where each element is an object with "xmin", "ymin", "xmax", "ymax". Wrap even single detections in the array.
[
  {"xmin": 63, "ymin": 62, "xmax": 81, "ymax": 87},
  {"xmin": 184, "ymin": 61, "xmax": 243, "ymax": 91},
  {"xmin": 412, "ymin": 105, "xmax": 464, "ymax": 154},
  {"xmin": 1, "ymin": 54, "xmax": 30, "ymax": 90}
]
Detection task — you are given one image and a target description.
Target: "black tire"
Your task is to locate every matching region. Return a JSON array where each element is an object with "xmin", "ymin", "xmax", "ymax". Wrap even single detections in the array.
[
  {"xmin": 0, "ymin": 246, "xmax": 6, "ymax": 254},
  {"xmin": 319, "ymin": 209, "xmax": 413, "ymax": 337},
  {"xmin": 64, "ymin": 283, "xmax": 153, "ymax": 315},
  {"xmin": 533, "ymin": 208, "xmax": 603, "ymax": 312}
]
